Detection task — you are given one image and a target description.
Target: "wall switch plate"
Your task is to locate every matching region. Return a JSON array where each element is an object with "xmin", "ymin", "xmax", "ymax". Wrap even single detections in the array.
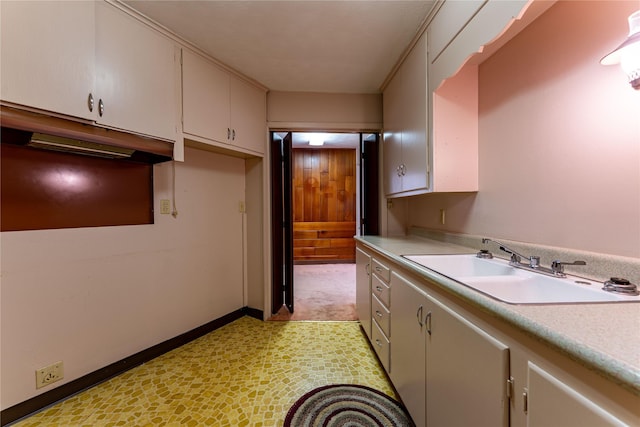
[
  {"xmin": 160, "ymin": 199, "xmax": 171, "ymax": 215},
  {"xmin": 36, "ymin": 361, "xmax": 64, "ymax": 389}
]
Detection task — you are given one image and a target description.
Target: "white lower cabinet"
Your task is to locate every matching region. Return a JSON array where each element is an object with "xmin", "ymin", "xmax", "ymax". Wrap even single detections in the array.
[
  {"xmin": 390, "ymin": 271, "xmax": 509, "ymax": 427},
  {"xmin": 355, "ymin": 247, "xmax": 372, "ymax": 338},
  {"xmin": 389, "ymin": 272, "xmax": 428, "ymax": 427},
  {"xmin": 526, "ymin": 362, "xmax": 627, "ymax": 427},
  {"xmin": 356, "ymin": 243, "xmax": 637, "ymax": 427}
]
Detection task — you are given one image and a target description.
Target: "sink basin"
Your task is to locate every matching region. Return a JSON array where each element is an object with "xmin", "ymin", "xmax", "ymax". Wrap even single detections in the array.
[
  {"xmin": 403, "ymin": 254, "xmax": 640, "ymax": 305},
  {"xmin": 404, "ymin": 254, "xmax": 518, "ymax": 277}
]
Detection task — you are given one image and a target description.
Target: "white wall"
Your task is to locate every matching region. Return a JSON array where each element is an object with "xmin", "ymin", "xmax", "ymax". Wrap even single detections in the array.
[
  {"xmin": 267, "ymin": 91, "xmax": 382, "ymax": 131},
  {"xmin": 0, "ymin": 146, "xmax": 246, "ymax": 409},
  {"xmin": 407, "ymin": 1, "xmax": 640, "ymax": 259}
]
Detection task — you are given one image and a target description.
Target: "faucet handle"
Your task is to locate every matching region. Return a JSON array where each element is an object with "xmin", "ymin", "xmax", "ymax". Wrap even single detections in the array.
[{"xmin": 551, "ymin": 260, "xmax": 586, "ymax": 275}]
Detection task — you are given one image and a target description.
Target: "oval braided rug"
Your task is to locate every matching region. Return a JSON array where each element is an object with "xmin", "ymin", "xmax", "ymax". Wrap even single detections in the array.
[{"xmin": 284, "ymin": 384, "xmax": 415, "ymax": 427}]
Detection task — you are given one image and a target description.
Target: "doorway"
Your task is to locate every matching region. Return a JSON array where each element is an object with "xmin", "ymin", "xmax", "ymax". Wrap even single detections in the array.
[{"xmin": 270, "ymin": 131, "xmax": 379, "ymax": 319}]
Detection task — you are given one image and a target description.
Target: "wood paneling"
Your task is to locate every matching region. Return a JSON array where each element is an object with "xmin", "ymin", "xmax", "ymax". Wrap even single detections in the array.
[
  {"xmin": 293, "ymin": 221, "xmax": 356, "ymax": 263},
  {"xmin": 292, "ymin": 148, "xmax": 357, "ymax": 263},
  {"xmin": 1, "ymin": 142, "xmax": 153, "ymax": 231},
  {"xmin": 293, "ymin": 148, "xmax": 356, "ymax": 223}
]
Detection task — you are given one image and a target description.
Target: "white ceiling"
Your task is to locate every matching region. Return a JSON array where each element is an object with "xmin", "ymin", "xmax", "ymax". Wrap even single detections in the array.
[{"xmin": 124, "ymin": 0, "xmax": 436, "ymax": 93}]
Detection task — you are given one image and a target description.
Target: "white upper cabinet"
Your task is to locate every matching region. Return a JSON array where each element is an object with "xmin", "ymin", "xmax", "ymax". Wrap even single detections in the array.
[
  {"xmin": 95, "ymin": 2, "xmax": 176, "ymax": 141},
  {"xmin": 429, "ymin": 0, "xmax": 529, "ymax": 88},
  {"xmin": 382, "ymin": 0, "xmax": 537, "ymax": 196},
  {"xmin": 1, "ymin": 1, "xmax": 96, "ymax": 120},
  {"xmin": 1, "ymin": 1, "xmax": 177, "ymax": 142},
  {"xmin": 229, "ymin": 75, "xmax": 266, "ymax": 155},
  {"xmin": 383, "ymin": 32, "xmax": 429, "ymax": 197},
  {"xmin": 182, "ymin": 49, "xmax": 266, "ymax": 156},
  {"xmin": 182, "ymin": 49, "xmax": 231, "ymax": 144}
]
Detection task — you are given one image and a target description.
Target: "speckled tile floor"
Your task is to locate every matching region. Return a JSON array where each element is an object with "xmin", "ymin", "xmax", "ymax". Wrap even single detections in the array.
[{"xmin": 14, "ymin": 317, "xmax": 395, "ymax": 426}]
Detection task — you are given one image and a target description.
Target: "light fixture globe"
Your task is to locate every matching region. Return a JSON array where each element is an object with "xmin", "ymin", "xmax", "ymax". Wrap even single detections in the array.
[{"xmin": 601, "ymin": 10, "xmax": 640, "ymax": 89}]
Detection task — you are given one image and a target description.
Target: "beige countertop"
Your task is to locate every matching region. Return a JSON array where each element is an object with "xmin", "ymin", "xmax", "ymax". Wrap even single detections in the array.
[{"xmin": 355, "ymin": 234, "xmax": 640, "ymax": 395}]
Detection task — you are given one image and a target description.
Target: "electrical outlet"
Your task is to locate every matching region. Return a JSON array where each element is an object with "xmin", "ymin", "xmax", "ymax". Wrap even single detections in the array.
[
  {"xmin": 36, "ymin": 361, "xmax": 64, "ymax": 389},
  {"xmin": 160, "ymin": 199, "xmax": 171, "ymax": 215}
]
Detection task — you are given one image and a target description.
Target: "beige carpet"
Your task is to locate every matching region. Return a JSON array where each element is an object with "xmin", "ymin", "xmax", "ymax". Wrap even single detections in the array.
[{"xmin": 270, "ymin": 263, "xmax": 357, "ymax": 321}]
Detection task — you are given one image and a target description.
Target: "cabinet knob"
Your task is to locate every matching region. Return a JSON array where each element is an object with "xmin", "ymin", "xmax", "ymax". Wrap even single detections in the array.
[
  {"xmin": 87, "ymin": 93, "xmax": 94, "ymax": 112},
  {"xmin": 98, "ymin": 99, "xmax": 104, "ymax": 117}
]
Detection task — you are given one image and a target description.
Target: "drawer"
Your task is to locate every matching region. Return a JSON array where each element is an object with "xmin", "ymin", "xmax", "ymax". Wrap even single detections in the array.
[
  {"xmin": 372, "ymin": 258, "xmax": 390, "ymax": 282},
  {"xmin": 372, "ymin": 294, "xmax": 391, "ymax": 337},
  {"xmin": 371, "ymin": 318, "xmax": 390, "ymax": 373},
  {"xmin": 372, "ymin": 274, "xmax": 390, "ymax": 307}
]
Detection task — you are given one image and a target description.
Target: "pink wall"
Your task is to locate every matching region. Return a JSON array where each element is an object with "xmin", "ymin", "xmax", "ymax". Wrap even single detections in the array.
[{"xmin": 409, "ymin": 0, "xmax": 640, "ymax": 258}]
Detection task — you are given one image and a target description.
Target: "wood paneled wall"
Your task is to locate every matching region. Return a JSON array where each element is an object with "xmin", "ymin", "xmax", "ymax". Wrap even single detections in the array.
[{"xmin": 293, "ymin": 148, "xmax": 356, "ymax": 263}]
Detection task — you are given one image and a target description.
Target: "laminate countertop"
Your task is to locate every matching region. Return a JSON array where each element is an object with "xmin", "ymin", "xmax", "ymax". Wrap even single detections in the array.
[{"xmin": 355, "ymin": 234, "xmax": 640, "ymax": 395}]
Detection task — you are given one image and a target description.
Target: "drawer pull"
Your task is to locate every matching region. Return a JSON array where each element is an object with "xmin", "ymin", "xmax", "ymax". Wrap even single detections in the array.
[
  {"xmin": 375, "ymin": 339, "xmax": 382, "ymax": 347},
  {"xmin": 375, "ymin": 310, "xmax": 383, "ymax": 318},
  {"xmin": 375, "ymin": 266, "xmax": 383, "ymax": 273},
  {"xmin": 375, "ymin": 285, "xmax": 383, "ymax": 292}
]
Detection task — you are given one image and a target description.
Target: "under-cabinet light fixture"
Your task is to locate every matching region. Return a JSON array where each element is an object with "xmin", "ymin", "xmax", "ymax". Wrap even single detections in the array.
[{"xmin": 601, "ymin": 10, "xmax": 640, "ymax": 90}]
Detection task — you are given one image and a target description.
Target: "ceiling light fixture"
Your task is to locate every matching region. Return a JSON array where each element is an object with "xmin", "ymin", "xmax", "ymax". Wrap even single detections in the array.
[
  {"xmin": 309, "ymin": 135, "xmax": 324, "ymax": 146},
  {"xmin": 601, "ymin": 10, "xmax": 640, "ymax": 90}
]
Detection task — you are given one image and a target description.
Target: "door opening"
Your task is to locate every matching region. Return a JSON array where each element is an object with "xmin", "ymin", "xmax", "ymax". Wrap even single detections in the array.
[{"xmin": 270, "ymin": 131, "xmax": 379, "ymax": 318}]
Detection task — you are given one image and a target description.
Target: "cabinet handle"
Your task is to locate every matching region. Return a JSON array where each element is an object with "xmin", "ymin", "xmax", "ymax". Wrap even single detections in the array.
[
  {"xmin": 375, "ymin": 339, "xmax": 382, "ymax": 347},
  {"xmin": 365, "ymin": 263, "xmax": 370, "ymax": 276},
  {"xmin": 425, "ymin": 311, "xmax": 432, "ymax": 335},
  {"xmin": 375, "ymin": 310, "xmax": 383, "ymax": 318},
  {"xmin": 416, "ymin": 305, "xmax": 423, "ymax": 327},
  {"xmin": 232, "ymin": 129, "xmax": 236, "ymax": 140},
  {"xmin": 523, "ymin": 389, "xmax": 528, "ymax": 413},
  {"xmin": 396, "ymin": 165, "xmax": 402, "ymax": 177},
  {"xmin": 98, "ymin": 99, "xmax": 104, "ymax": 117},
  {"xmin": 401, "ymin": 164, "xmax": 407, "ymax": 176},
  {"xmin": 227, "ymin": 128, "xmax": 231, "ymax": 139},
  {"xmin": 375, "ymin": 285, "xmax": 383, "ymax": 292},
  {"xmin": 87, "ymin": 93, "xmax": 94, "ymax": 112},
  {"xmin": 375, "ymin": 266, "xmax": 383, "ymax": 273}
]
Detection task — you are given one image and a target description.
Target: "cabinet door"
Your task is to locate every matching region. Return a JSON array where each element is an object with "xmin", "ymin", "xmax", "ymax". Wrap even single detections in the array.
[
  {"xmin": 389, "ymin": 272, "xmax": 428, "ymax": 427},
  {"xmin": 95, "ymin": 2, "xmax": 176, "ymax": 141},
  {"xmin": 527, "ymin": 362, "xmax": 628, "ymax": 427},
  {"xmin": 399, "ymin": 32, "xmax": 429, "ymax": 193},
  {"xmin": 355, "ymin": 247, "xmax": 372, "ymax": 338},
  {"xmin": 426, "ymin": 294, "xmax": 510, "ymax": 427},
  {"xmin": 382, "ymin": 68, "xmax": 404, "ymax": 195},
  {"xmin": 1, "ymin": 1, "xmax": 95, "ymax": 120},
  {"xmin": 229, "ymin": 76, "xmax": 266, "ymax": 155},
  {"xmin": 182, "ymin": 49, "xmax": 230, "ymax": 144}
]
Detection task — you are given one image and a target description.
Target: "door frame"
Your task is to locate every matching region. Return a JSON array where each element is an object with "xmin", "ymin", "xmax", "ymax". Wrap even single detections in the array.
[{"xmin": 268, "ymin": 130, "xmax": 379, "ymax": 316}]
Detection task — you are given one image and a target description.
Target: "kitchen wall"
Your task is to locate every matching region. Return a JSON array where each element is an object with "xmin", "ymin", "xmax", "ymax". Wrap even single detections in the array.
[
  {"xmin": 408, "ymin": 0, "xmax": 640, "ymax": 259},
  {"xmin": 267, "ymin": 91, "xmax": 382, "ymax": 131},
  {"xmin": 1, "ymin": 146, "xmax": 246, "ymax": 409}
]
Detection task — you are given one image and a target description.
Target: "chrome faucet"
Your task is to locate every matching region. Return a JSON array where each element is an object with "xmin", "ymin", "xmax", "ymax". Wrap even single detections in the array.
[
  {"xmin": 481, "ymin": 238, "xmax": 537, "ymax": 267},
  {"xmin": 481, "ymin": 238, "xmax": 586, "ymax": 278}
]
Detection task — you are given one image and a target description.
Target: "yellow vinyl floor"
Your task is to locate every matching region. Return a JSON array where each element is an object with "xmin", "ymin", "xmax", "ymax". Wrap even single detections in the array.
[{"xmin": 14, "ymin": 316, "xmax": 395, "ymax": 426}]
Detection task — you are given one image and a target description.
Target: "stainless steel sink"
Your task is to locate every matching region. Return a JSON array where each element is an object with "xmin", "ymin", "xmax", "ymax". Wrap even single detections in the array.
[{"xmin": 403, "ymin": 254, "xmax": 640, "ymax": 305}]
